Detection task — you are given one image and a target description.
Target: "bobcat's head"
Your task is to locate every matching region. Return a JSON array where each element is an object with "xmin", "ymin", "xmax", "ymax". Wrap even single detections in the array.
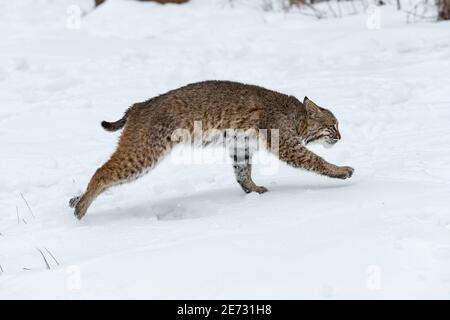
[{"xmin": 301, "ymin": 97, "xmax": 341, "ymax": 148}]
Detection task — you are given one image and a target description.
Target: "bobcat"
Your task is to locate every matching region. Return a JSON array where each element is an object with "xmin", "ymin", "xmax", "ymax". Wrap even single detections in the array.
[{"xmin": 69, "ymin": 80, "xmax": 354, "ymax": 220}]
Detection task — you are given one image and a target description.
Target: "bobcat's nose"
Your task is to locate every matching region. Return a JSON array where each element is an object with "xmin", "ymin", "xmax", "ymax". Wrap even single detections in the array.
[{"xmin": 335, "ymin": 130, "xmax": 341, "ymax": 140}]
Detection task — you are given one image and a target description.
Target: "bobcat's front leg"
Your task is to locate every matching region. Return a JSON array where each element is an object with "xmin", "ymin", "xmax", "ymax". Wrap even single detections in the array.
[
  {"xmin": 228, "ymin": 134, "xmax": 268, "ymax": 194},
  {"xmin": 278, "ymin": 141, "xmax": 354, "ymax": 179}
]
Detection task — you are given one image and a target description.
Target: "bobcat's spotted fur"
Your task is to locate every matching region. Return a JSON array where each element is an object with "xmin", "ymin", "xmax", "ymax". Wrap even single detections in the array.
[{"xmin": 70, "ymin": 80, "xmax": 354, "ymax": 219}]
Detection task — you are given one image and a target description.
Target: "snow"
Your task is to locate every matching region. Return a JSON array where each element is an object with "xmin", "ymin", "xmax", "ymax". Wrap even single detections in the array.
[{"xmin": 1, "ymin": 0, "xmax": 450, "ymax": 299}]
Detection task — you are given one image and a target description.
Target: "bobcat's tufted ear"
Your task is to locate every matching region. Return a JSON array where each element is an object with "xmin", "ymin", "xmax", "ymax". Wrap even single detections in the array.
[{"xmin": 303, "ymin": 96, "xmax": 321, "ymax": 117}]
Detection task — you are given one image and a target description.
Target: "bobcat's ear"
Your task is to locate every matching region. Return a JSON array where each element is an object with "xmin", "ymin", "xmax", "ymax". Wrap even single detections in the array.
[{"xmin": 303, "ymin": 97, "xmax": 321, "ymax": 117}]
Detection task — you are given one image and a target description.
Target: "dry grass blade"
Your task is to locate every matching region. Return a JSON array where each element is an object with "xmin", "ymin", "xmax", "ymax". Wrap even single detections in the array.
[
  {"xmin": 20, "ymin": 193, "xmax": 35, "ymax": 218},
  {"xmin": 16, "ymin": 205, "xmax": 20, "ymax": 224},
  {"xmin": 45, "ymin": 248, "xmax": 60, "ymax": 266},
  {"xmin": 36, "ymin": 248, "xmax": 51, "ymax": 270}
]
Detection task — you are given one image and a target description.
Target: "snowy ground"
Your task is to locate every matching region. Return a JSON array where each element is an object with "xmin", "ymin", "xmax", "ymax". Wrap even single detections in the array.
[{"xmin": 1, "ymin": 0, "xmax": 450, "ymax": 299}]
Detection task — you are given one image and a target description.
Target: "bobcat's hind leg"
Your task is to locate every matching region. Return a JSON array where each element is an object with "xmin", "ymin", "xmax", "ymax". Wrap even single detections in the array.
[
  {"xmin": 71, "ymin": 153, "xmax": 140, "ymax": 220},
  {"xmin": 71, "ymin": 141, "xmax": 172, "ymax": 220},
  {"xmin": 229, "ymin": 137, "xmax": 268, "ymax": 194}
]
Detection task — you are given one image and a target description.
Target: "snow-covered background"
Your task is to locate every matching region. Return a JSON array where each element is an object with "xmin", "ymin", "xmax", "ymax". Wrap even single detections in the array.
[{"xmin": 1, "ymin": 0, "xmax": 450, "ymax": 299}]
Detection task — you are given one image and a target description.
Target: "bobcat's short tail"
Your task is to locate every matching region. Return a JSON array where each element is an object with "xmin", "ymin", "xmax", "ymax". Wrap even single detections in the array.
[{"xmin": 101, "ymin": 111, "xmax": 129, "ymax": 132}]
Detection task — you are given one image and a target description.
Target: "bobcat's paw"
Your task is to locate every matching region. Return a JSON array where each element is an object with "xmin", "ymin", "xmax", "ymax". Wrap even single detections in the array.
[
  {"xmin": 74, "ymin": 204, "xmax": 86, "ymax": 220},
  {"xmin": 241, "ymin": 185, "xmax": 268, "ymax": 194},
  {"xmin": 253, "ymin": 186, "xmax": 269, "ymax": 194},
  {"xmin": 336, "ymin": 166, "xmax": 354, "ymax": 179},
  {"xmin": 71, "ymin": 196, "xmax": 87, "ymax": 220},
  {"xmin": 69, "ymin": 195, "xmax": 81, "ymax": 208}
]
